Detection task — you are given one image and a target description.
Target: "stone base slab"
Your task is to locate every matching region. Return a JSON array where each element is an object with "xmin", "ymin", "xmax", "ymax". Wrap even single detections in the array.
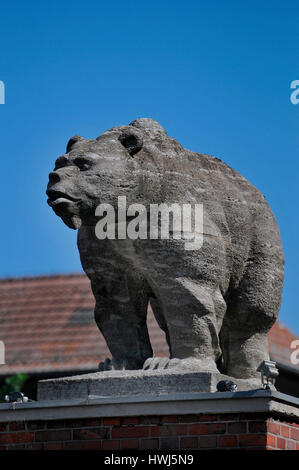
[{"xmin": 37, "ymin": 369, "xmax": 261, "ymax": 401}]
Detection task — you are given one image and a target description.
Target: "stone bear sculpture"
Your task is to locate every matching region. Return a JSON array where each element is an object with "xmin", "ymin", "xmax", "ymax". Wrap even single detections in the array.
[{"xmin": 46, "ymin": 118, "xmax": 284, "ymax": 380}]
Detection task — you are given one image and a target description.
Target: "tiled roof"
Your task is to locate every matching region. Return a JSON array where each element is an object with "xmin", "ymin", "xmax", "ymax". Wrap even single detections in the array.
[{"xmin": 0, "ymin": 274, "xmax": 297, "ymax": 375}]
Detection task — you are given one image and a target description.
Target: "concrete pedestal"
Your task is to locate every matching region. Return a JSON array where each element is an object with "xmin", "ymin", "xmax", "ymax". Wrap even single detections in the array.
[{"xmin": 37, "ymin": 369, "xmax": 261, "ymax": 401}]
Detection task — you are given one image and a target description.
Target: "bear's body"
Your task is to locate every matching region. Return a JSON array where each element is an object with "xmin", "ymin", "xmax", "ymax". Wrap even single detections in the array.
[{"xmin": 47, "ymin": 119, "xmax": 284, "ymax": 379}]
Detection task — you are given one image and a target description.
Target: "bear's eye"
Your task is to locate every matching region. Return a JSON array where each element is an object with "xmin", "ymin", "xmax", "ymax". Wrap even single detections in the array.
[
  {"xmin": 118, "ymin": 132, "xmax": 143, "ymax": 156},
  {"xmin": 74, "ymin": 157, "xmax": 92, "ymax": 171}
]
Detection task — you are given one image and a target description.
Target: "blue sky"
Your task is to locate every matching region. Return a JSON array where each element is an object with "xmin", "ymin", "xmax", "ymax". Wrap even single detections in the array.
[{"xmin": 0, "ymin": 1, "xmax": 298, "ymax": 333}]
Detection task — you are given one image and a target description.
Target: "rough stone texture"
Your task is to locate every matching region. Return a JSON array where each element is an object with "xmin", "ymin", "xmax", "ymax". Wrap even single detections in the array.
[
  {"xmin": 37, "ymin": 370, "xmax": 260, "ymax": 401},
  {"xmin": 46, "ymin": 118, "xmax": 284, "ymax": 380}
]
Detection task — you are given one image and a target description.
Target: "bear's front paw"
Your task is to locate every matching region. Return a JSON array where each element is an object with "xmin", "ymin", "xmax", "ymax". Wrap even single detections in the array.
[
  {"xmin": 143, "ymin": 356, "xmax": 219, "ymax": 372},
  {"xmin": 143, "ymin": 357, "xmax": 180, "ymax": 370}
]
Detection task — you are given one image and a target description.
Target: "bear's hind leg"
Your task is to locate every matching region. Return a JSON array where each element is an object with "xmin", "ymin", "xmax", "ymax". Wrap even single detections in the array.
[
  {"xmin": 220, "ymin": 323, "xmax": 271, "ymax": 380},
  {"xmin": 220, "ymin": 256, "xmax": 283, "ymax": 380},
  {"xmin": 146, "ymin": 279, "xmax": 227, "ymax": 372}
]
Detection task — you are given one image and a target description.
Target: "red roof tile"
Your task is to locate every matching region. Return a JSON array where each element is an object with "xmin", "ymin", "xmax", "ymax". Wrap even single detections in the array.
[{"xmin": 0, "ymin": 274, "xmax": 297, "ymax": 374}]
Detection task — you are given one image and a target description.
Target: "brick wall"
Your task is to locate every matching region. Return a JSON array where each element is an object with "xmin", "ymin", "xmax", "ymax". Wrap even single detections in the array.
[{"xmin": 0, "ymin": 412, "xmax": 298, "ymax": 450}]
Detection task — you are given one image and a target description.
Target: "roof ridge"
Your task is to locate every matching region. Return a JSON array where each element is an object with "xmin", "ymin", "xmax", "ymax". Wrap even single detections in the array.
[{"xmin": 0, "ymin": 273, "xmax": 86, "ymax": 283}]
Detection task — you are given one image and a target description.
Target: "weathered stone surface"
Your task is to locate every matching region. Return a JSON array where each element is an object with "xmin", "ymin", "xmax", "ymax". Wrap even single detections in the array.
[
  {"xmin": 46, "ymin": 118, "xmax": 284, "ymax": 381},
  {"xmin": 37, "ymin": 370, "xmax": 261, "ymax": 401}
]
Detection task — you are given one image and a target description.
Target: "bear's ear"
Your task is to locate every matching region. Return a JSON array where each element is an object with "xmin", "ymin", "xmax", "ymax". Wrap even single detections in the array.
[
  {"xmin": 118, "ymin": 129, "xmax": 143, "ymax": 156},
  {"xmin": 66, "ymin": 135, "xmax": 84, "ymax": 153}
]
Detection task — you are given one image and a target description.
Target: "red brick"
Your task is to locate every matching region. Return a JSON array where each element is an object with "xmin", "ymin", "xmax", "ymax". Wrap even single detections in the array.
[
  {"xmin": 189, "ymin": 423, "xmax": 226, "ymax": 435},
  {"xmin": 122, "ymin": 417, "xmax": 140, "ymax": 426},
  {"xmin": 180, "ymin": 415, "xmax": 200, "ymax": 423},
  {"xmin": 180, "ymin": 437, "xmax": 198, "ymax": 449},
  {"xmin": 44, "ymin": 442, "xmax": 63, "ymax": 450},
  {"xmin": 0, "ymin": 432, "xmax": 33, "ymax": 444},
  {"xmin": 228, "ymin": 422, "xmax": 246, "ymax": 434},
  {"xmin": 73, "ymin": 427, "xmax": 108, "ymax": 440},
  {"xmin": 141, "ymin": 439, "xmax": 159, "ymax": 450},
  {"xmin": 286, "ymin": 440, "xmax": 296, "ymax": 450},
  {"xmin": 121, "ymin": 439, "xmax": 139, "ymax": 449},
  {"xmin": 162, "ymin": 415, "xmax": 178, "ymax": 423},
  {"xmin": 276, "ymin": 437, "xmax": 286, "ymax": 449},
  {"xmin": 290, "ymin": 427, "xmax": 299, "ymax": 441},
  {"xmin": 16, "ymin": 432, "xmax": 34, "ymax": 443},
  {"xmin": 150, "ymin": 426, "xmax": 159, "ymax": 437},
  {"xmin": 102, "ymin": 440, "xmax": 120, "ymax": 450},
  {"xmin": 157, "ymin": 424, "xmax": 188, "ymax": 437},
  {"xmin": 199, "ymin": 436, "xmax": 217, "ymax": 448},
  {"xmin": 35, "ymin": 430, "xmax": 72, "ymax": 442},
  {"xmin": 63, "ymin": 442, "xmax": 84, "ymax": 450},
  {"xmin": 239, "ymin": 434, "xmax": 266, "ymax": 448},
  {"xmin": 199, "ymin": 414, "xmax": 218, "ymax": 422},
  {"xmin": 219, "ymin": 436, "xmax": 238, "ymax": 448},
  {"xmin": 0, "ymin": 433, "xmax": 17, "ymax": 444},
  {"xmin": 112, "ymin": 426, "xmax": 148, "ymax": 438},
  {"xmin": 267, "ymin": 421, "xmax": 280, "ymax": 435},
  {"xmin": 103, "ymin": 417, "xmax": 120, "ymax": 426},
  {"xmin": 266, "ymin": 434, "xmax": 276, "ymax": 448},
  {"xmin": 9, "ymin": 421, "xmax": 25, "ymax": 431},
  {"xmin": 280, "ymin": 425, "xmax": 289, "ymax": 438},
  {"xmin": 248, "ymin": 421, "xmax": 267, "ymax": 433},
  {"xmin": 84, "ymin": 441, "xmax": 102, "ymax": 450},
  {"xmin": 84, "ymin": 418, "xmax": 102, "ymax": 427}
]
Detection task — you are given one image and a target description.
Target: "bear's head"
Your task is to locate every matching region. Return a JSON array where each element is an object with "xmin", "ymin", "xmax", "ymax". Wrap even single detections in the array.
[{"xmin": 46, "ymin": 118, "xmax": 182, "ymax": 229}]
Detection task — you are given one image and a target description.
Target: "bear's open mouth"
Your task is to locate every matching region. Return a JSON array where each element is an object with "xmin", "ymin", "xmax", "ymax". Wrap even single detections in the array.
[{"xmin": 46, "ymin": 190, "xmax": 81, "ymax": 206}]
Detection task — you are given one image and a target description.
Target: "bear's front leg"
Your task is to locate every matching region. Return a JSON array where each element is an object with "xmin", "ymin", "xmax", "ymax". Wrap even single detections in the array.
[{"xmin": 92, "ymin": 272, "xmax": 153, "ymax": 371}]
